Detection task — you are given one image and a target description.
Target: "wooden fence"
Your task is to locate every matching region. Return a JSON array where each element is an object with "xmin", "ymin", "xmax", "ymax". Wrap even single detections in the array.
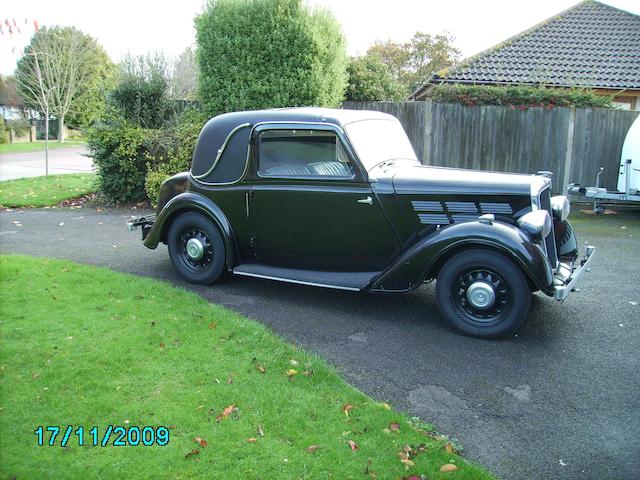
[{"xmin": 343, "ymin": 101, "xmax": 639, "ymax": 193}]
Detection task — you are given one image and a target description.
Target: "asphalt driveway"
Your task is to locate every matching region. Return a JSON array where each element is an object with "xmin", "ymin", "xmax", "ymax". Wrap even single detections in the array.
[
  {"xmin": 0, "ymin": 146, "xmax": 92, "ymax": 181},
  {"xmin": 0, "ymin": 206, "xmax": 638, "ymax": 479}
]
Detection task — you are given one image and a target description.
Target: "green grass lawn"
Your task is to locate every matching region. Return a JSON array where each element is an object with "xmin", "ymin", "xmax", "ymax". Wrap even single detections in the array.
[
  {"xmin": 0, "ymin": 173, "xmax": 97, "ymax": 208},
  {"xmin": 0, "ymin": 255, "xmax": 492, "ymax": 480},
  {"xmin": 0, "ymin": 140, "xmax": 86, "ymax": 155}
]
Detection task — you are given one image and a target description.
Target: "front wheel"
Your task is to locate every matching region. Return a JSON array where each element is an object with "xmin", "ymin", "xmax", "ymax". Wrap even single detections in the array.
[
  {"xmin": 167, "ymin": 211, "xmax": 226, "ymax": 285},
  {"xmin": 436, "ymin": 249, "xmax": 531, "ymax": 339}
]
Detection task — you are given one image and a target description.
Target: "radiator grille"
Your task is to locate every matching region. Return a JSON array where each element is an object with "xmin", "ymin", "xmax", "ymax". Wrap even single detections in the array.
[{"xmin": 539, "ymin": 188, "xmax": 558, "ymax": 269}]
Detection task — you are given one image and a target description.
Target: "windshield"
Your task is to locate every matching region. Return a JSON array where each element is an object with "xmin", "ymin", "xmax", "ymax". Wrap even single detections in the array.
[{"xmin": 344, "ymin": 119, "xmax": 418, "ymax": 170}]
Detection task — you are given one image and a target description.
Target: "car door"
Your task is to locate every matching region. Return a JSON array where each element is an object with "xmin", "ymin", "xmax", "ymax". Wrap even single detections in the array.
[{"xmin": 248, "ymin": 123, "xmax": 399, "ymax": 272}]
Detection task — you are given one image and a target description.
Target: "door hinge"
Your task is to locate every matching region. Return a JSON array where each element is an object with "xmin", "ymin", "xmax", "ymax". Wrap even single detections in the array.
[{"xmin": 250, "ymin": 235, "xmax": 256, "ymax": 248}]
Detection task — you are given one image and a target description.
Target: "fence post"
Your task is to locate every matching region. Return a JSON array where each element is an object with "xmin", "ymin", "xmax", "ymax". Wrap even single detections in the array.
[
  {"xmin": 562, "ymin": 108, "xmax": 576, "ymax": 192},
  {"xmin": 423, "ymin": 100, "xmax": 432, "ymax": 165}
]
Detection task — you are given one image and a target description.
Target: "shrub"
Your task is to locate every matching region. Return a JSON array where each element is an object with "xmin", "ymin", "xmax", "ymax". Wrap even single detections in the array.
[
  {"xmin": 6, "ymin": 119, "xmax": 30, "ymax": 137},
  {"xmin": 0, "ymin": 121, "xmax": 7, "ymax": 144},
  {"xmin": 344, "ymin": 55, "xmax": 405, "ymax": 102},
  {"xmin": 108, "ymin": 54, "xmax": 173, "ymax": 129},
  {"xmin": 431, "ymin": 84, "xmax": 615, "ymax": 109},
  {"xmin": 87, "ymin": 120, "xmax": 152, "ymax": 204},
  {"xmin": 195, "ymin": 0, "xmax": 348, "ymax": 116},
  {"xmin": 145, "ymin": 111, "xmax": 205, "ymax": 204}
]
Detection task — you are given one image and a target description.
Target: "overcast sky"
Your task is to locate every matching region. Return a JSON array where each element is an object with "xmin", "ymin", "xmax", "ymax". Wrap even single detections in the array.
[{"xmin": 1, "ymin": 0, "xmax": 638, "ymax": 75}]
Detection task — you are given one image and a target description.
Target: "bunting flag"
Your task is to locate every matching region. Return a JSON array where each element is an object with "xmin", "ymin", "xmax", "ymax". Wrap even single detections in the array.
[{"xmin": 0, "ymin": 17, "xmax": 40, "ymax": 35}]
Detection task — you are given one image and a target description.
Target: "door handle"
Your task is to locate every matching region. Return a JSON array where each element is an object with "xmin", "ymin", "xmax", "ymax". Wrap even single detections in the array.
[{"xmin": 357, "ymin": 196, "xmax": 373, "ymax": 205}]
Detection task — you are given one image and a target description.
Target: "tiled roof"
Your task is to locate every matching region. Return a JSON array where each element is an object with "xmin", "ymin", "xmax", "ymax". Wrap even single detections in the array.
[{"xmin": 412, "ymin": 0, "xmax": 640, "ymax": 98}]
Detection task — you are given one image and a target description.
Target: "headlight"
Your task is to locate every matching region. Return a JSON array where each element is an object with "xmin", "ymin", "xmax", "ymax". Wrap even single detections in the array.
[
  {"xmin": 517, "ymin": 210, "xmax": 552, "ymax": 240},
  {"xmin": 551, "ymin": 195, "xmax": 570, "ymax": 222}
]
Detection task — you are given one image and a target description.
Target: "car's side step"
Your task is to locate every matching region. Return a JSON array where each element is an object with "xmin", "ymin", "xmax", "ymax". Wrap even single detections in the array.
[{"xmin": 232, "ymin": 264, "xmax": 380, "ymax": 291}]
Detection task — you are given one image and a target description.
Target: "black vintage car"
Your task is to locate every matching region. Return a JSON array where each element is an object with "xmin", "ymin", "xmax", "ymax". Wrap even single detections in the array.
[{"xmin": 128, "ymin": 108, "xmax": 595, "ymax": 338}]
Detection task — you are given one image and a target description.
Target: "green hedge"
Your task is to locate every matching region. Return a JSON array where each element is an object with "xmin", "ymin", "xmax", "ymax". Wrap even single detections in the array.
[
  {"xmin": 195, "ymin": 0, "xmax": 347, "ymax": 116},
  {"xmin": 87, "ymin": 120, "xmax": 152, "ymax": 204},
  {"xmin": 431, "ymin": 84, "xmax": 615, "ymax": 109}
]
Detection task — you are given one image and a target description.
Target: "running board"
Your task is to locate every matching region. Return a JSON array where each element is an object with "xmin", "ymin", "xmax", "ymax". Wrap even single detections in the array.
[{"xmin": 232, "ymin": 264, "xmax": 380, "ymax": 291}]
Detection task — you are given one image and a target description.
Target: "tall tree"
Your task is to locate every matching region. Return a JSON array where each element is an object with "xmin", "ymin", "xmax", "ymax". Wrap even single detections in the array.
[
  {"xmin": 16, "ymin": 26, "xmax": 113, "ymax": 142},
  {"xmin": 171, "ymin": 47, "xmax": 197, "ymax": 100},
  {"xmin": 367, "ymin": 32, "xmax": 460, "ymax": 96},
  {"xmin": 14, "ymin": 42, "xmax": 53, "ymax": 172}
]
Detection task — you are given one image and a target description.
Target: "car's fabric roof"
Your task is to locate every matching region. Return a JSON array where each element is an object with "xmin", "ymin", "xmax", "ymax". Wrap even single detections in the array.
[{"xmin": 190, "ymin": 107, "xmax": 396, "ymax": 181}]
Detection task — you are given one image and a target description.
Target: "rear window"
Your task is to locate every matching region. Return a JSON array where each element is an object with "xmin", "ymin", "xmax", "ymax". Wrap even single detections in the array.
[{"xmin": 258, "ymin": 129, "xmax": 354, "ymax": 178}]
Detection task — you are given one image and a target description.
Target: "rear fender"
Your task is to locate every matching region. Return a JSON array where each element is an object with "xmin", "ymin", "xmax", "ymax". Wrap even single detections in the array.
[
  {"xmin": 143, "ymin": 192, "xmax": 236, "ymax": 268},
  {"xmin": 370, "ymin": 220, "xmax": 554, "ymax": 294}
]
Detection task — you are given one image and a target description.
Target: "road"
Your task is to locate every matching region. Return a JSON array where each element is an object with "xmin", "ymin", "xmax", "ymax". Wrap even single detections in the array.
[
  {"xmin": 0, "ymin": 207, "xmax": 638, "ymax": 479},
  {"xmin": 0, "ymin": 146, "xmax": 93, "ymax": 181}
]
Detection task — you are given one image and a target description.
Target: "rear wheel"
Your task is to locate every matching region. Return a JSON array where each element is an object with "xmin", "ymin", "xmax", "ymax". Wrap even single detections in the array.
[
  {"xmin": 167, "ymin": 212, "xmax": 225, "ymax": 285},
  {"xmin": 436, "ymin": 249, "xmax": 531, "ymax": 338}
]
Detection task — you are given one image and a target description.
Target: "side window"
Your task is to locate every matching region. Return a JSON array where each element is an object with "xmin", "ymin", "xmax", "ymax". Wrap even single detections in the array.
[{"xmin": 258, "ymin": 129, "xmax": 355, "ymax": 178}]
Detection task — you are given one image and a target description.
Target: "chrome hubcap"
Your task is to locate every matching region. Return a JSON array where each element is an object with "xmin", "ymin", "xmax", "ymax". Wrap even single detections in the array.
[
  {"xmin": 186, "ymin": 238, "xmax": 204, "ymax": 260},
  {"xmin": 466, "ymin": 281, "xmax": 496, "ymax": 310}
]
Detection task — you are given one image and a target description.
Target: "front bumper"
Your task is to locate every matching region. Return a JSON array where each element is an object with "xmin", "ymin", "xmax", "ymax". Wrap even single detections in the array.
[
  {"xmin": 126, "ymin": 214, "xmax": 156, "ymax": 241},
  {"xmin": 553, "ymin": 244, "xmax": 595, "ymax": 301}
]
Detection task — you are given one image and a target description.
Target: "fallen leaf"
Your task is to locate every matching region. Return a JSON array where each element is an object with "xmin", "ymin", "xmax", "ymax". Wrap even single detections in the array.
[
  {"xmin": 382, "ymin": 403, "xmax": 391, "ymax": 410},
  {"xmin": 400, "ymin": 457, "xmax": 415, "ymax": 469},
  {"xmin": 256, "ymin": 364, "xmax": 266, "ymax": 374},
  {"xmin": 445, "ymin": 442, "xmax": 455, "ymax": 454},
  {"xmin": 248, "ymin": 437, "xmax": 257, "ymax": 443},
  {"xmin": 227, "ymin": 376, "xmax": 233, "ymax": 384},
  {"xmin": 286, "ymin": 369, "xmax": 298, "ymax": 377},
  {"xmin": 342, "ymin": 403, "xmax": 354, "ymax": 417},
  {"xmin": 185, "ymin": 448, "xmax": 200, "ymax": 459},
  {"xmin": 306, "ymin": 445, "xmax": 320, "ymax": 453},
  {"xmin": 32, "ymin": 373, "xmax": 41, "ymax": 380},
  {"xmin": 208, "ymin": 322, "xmax": 217, "ymax": 329},
  {"xmin": 440, "ymin": 463, "xmax": 458, "ymax": 472},
  {"xmin": 348, "ymin": 440, "xmax": 358, "ymax": 451},
  {"xmin": 290, "ymin": 359, "xmax": 299, "ymax": 366},
  {"xmin": 389, "ymin": 422, "xmax": 400, "ymax": 432},
  {"xmin": 629, "ymin": 301, "xmax": 638, "ymax": 306},
  {"xmin": 216, "ymin": 404, "xmax": 237, "ymax": 422},
  {"xmin": 257, "ymin": 425, "xmax": 264, "ymax": 437},
  {"xmin": 194, "ymin": 436, "xmax": 208, "ymax": 448}
]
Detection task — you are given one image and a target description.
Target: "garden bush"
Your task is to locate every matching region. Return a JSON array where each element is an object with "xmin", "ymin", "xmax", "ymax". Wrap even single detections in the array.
[
  {"xmin": 108, "ymin": 54, "xmax": 173, "ymax": 129},
  {"xmin": 87, "ymin": 120, "xmax": 152, "ymax": 204},
  {"xmin": 144, "ymin": 110, "xmax": 205, "ymax": 204},
  {"xmin": 431, "ymin": 84, "xmax": 615, "ymax": 109},
  {"xmin": 195, "ymin": 0, "xmax": 348, "ymax": 116},
  {"xmin": 0, "ymin": 121, "xmax": 7, "ymax": 144}
]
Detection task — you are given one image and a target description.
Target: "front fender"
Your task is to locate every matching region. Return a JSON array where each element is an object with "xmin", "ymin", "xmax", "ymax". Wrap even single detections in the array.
[
  {"xmin": 370, "ymin": 220, "xmax": 554, "ymax": 294},
  {"xmin": 143, "ymin": 192, "xmax": 235, "ymax": 268}
]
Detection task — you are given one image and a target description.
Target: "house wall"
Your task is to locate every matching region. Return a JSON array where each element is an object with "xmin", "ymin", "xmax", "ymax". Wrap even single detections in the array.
[{"xmin": 343, "ymin": 100, "xmax": 639, "ymax": 193}]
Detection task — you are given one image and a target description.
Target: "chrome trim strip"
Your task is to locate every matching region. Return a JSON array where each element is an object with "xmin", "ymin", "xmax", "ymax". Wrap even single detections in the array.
[
  {"xmin": 232, "ymin": 270, "xmax": 362, "ymax": 291},
  {"xmin": 191, "ymin": 123, "xmax": 252, "ymax": 181},
  {"xmin": 445, "ymin": 201, "xmax": 478, "ymax": 213},
  {"xmin": 417, "ymin": 213, "xmax": 450, "ymax": 225},
  {"xmin": 451, "ymin": 214, "xmax": 480, "ymax": 223},
  {"xmin": 411, "ymin": 200, "xmax": 443, "ymax": 212},
  {"xmin": 480, "ymin": 202, "xmax": 513, "ymax": 214}
]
